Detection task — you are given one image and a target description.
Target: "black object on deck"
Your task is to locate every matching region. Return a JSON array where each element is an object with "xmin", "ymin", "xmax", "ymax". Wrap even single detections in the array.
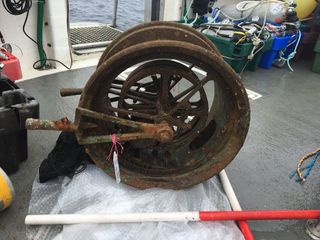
[{"xmin": 0, "ymin": 74, "xmax": 39, "ymax": 174}]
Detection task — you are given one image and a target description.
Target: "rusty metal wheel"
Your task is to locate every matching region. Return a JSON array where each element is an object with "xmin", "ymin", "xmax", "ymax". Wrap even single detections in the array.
[
  {"xmin": 97, "ymin": 21, "xmax": 222, "ymax": 66},
  {"xmin": 117, "ymin": 60, "xmax": 209, "ymax": 148},
  {"xmin": 77, "ymin": 36, "xmax": 250, "ymax": 189}
]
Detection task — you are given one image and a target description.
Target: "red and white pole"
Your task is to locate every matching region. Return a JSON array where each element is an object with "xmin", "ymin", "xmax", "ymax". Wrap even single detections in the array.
[
  {"xmin": 25, "ymin": 210, "xmax": 320, "ymax": 225},
  {"xmin": 219, "ymin": 170, "xmax": 254, "ymax": 240}
]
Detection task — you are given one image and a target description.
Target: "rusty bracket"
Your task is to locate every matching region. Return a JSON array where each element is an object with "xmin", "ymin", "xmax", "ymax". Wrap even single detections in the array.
[
  {"xmin": 76, "ymin": 107, "xmax": 173, "ymax": 144},
  {"xmin": 25, "ymin": 107, "xmax": 174, "ymax": 144}
]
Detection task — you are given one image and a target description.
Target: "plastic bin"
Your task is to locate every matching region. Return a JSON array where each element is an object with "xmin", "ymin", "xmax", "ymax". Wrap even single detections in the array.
[
  {"xmin": 259, "ymin": 34, "xmax": 298, "ymax": 69},
  {"xmin": 314, "ymin": 35, "xmax": 320, "ymax": 53},
  {"xmin": 312, "ymin": 36, "xmax": 320, "ymax": 73},
  {"xmin": 312, "ymin": 53, "xmax": 320, "ymax": 73},
  {"xmin": 0, "ymin": 49, "xmax": 22, "ymax": 81},
  {"xmin": 205, "ymin": 34, "xmax": 273, "ymax": 73},
  {"xmin": 246, "ymin": 38, "xmax": 274, "ymax": 72},
  {"xmin": 0, "ymin": 74, "xmax": 39, "ymax": 174}
]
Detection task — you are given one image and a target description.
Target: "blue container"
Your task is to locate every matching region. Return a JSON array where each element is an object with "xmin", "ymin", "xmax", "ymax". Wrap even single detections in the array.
[{"xmin": 259, "ymin": 35, "xmax": 297, "ymax": 69}]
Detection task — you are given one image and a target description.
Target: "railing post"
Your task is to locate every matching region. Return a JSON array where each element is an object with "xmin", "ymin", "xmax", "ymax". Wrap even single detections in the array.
[{"xmin": 112, "ymin": 0, "xmax": 119, "ymax": 27}]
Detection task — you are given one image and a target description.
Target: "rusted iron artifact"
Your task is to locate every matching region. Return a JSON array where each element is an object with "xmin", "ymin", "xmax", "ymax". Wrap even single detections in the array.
[{"xmin": 26, "ymin": 22, "xmax": 250, "ymax": 189}]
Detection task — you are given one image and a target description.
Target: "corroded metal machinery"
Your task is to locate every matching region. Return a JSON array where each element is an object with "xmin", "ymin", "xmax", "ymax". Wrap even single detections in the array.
[{"xmin": 26, "ymin": 22, "xmax": 250, "ymax": 189}]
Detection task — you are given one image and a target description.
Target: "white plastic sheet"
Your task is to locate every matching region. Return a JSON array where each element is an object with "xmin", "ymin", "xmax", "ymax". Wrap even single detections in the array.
[{"xmin": 27, "ymin": 165, "xmax": 244, "ymax": 240}]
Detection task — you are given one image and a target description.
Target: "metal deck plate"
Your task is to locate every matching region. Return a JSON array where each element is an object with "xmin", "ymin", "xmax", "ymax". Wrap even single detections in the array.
[{"xmin": 70, "ymin": 24, "xmax": 122, "ymax": 51}]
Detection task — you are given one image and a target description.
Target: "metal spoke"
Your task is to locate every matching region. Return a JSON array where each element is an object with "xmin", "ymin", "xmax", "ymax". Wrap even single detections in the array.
[
  {"xmin": 169, "ymin": 77, "xmax": 182, "ymax": 91},
  {"xmin": 171, "ymin": 84, "xmax": 195, "ymax": 102},
  {"xmin": 175, "ymin": 108, "xmax": 204, "ymax": 116},
  {"xmin": 105, "ymin": 106, "xmax": 155, "ymax": 120},
  {"xmin": 109, "ymin": 89, "xmax": 155, "ymax": 105},
  {"xmin": 128, "ymin": 89, "xmax": 158, "ymax": 100},
  {"xmin": 169, "ymin": 76, "xmax": 211, "ymax": 115},
  {"xmin": 159, "ymin": 72, "xmax": 170, "ymax": 104}
]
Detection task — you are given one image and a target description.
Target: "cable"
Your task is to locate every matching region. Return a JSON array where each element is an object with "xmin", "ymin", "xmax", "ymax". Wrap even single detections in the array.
[
  {"xmin": 236, "ymin": 1, "xmax": 260, "ymax": 11},
  {"xmin": 22, "ymin": 3, "xmax": 71, "ymax": 70},
  {"xmin": 3, "ymin": 0, "xmax": 72, "ymax": 70},
  {"xmin": 219, "ymin": 0, "xmax": 289, "ymax": 22},
  {"xmin": 33, "ymin": 58, "xmax": 71, "ymax": 70},
  {"xmin": 2, "ymin": 0, "xmax": 32, "ymax": 15},
  {"xmin": 184, "ymin": 0, "xmax": 194, "ymax": 24},
  {"xmin": 278, "ymin": 30, "xmax": 301, "ymax": 72}
]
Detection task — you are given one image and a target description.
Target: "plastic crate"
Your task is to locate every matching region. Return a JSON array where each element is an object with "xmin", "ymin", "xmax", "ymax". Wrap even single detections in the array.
[
  {"xmin": 314, "ymin": 35, "xmax": 320, "ymax": 53},
  {"xmin": 176, "ymin": 19, "xmax": 273, "ymax": 73},
  {"xmin": 246, "ymin": 38, "xmax": 274, "ymax": 72},
  {"xmin": 0, "ymin": 49, "xmax": 22, "ymax": 81},
  {"xmin": 0, "ymin": 75, "xmax": 39, "ymax": 174},
  {"xmin": 312, "ymin": 53, "xmax": 320, "ymax": 73},
  {"xmin": 259, "ymin": 34, "xmax": 298, "ymax": 69},
  {"xmin": 205, "ymin": 34, "xmax": 273, "ymax": 73}
]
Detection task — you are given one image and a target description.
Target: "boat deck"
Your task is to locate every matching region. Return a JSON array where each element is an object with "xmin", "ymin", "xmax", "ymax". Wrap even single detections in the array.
[{"xmin": 0, "ymin": 60, "xmax": 319, "ymax": 239}]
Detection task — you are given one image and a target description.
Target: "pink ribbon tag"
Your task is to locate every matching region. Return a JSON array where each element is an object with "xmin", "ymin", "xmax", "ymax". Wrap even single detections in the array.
[{"xmin": 107, "ymin": 134, "xmax": 124, "ymax": 183}]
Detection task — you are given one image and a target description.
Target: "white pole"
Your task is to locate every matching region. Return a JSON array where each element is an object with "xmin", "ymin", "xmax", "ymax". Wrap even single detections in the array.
[
  {"xmin": 112, "ymin": 0, "xmax": 119, "ymax": 27},
  {"xmin": 219, "ymin": 170, "xmax": 255, "ymax": 240},
  {"xmin": 219, "ymin": 170, "xmax": 242, "ymax": 211},
  {"xmin": 25, "ymin": 212, "xmax": 199, "ymax": 225}
]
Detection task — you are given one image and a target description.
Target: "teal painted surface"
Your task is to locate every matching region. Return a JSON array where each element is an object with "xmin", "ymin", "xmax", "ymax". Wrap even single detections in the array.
[{"xmin": 0, "ymin": 200, "xmax": 4, "ymax": 211}]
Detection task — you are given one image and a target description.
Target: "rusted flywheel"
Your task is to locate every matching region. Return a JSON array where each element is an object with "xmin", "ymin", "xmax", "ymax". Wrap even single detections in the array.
[
  {"xmin": 26, "ymin": 22, "xmax": 250, "ymax": 189},
  {"xmin": 97, "ymin": 21, "xmax": 223, "ymax": 66},
  {"xmin": 77, "ymin": 21, "xmax": 250, "ymax": 189}
]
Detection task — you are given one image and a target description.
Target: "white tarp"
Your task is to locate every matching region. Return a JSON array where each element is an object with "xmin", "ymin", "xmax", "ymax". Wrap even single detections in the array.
[{"xmin": 27, "ymin": 165, "xmax": 244, "ymax": 240}]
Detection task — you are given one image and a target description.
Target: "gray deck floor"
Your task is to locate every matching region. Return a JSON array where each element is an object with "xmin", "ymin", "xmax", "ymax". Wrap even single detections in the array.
[{"xmin": 0, "ymin": 61, "xmax": 319, "ymax": 239}]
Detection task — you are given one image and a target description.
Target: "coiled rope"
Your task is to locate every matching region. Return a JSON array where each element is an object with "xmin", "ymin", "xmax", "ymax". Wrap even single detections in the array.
[{"xmin": 291, "ymin": 148, "xmax": 320, "ymax": 183}]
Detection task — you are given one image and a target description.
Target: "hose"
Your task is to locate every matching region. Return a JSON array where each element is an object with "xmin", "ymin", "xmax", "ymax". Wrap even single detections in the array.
[
  {"xmin": 37, "ymin": 0, "xmax": 46, "ymax": 67},
  {"xmin": 220, "ymin": 0, "xmax": 289, "ymax": 22},
  {"xmin": 279, "ymin": 30, "xmax": 302, "ymax": 71}
]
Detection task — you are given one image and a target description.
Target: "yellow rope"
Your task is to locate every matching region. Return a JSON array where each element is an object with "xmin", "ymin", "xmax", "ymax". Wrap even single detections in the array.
[{"xmin": 297, "ymin": 148, "xmax": 320, "ymax": 182}]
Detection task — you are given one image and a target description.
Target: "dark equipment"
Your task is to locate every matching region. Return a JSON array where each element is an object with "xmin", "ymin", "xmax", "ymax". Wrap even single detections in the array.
[
  {"xmin": 0, "ymin": 65, "xmax": 39, "ymax": 174},
  {"xmin": 26, "ymin": 22, "xmax": 250, "ymax": 189}
]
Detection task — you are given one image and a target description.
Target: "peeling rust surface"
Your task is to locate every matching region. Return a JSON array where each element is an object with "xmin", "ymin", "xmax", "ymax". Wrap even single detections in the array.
[
  {"xmin": 26, "ymin": 22, "xmax": 250, "ymax": 189},
  {"xmin": 77, "ymin": 22, "xmax": 250, "ymax": 189},
  {"xmin": 26, "ymin": 117, "xmax": 77, "ymax": 131},
  {"xmin": 98, "ymin": 21, "xmax": 222, "ymax": 67}
]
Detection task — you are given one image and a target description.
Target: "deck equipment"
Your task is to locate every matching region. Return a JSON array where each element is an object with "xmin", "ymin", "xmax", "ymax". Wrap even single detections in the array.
[{"xmin": 26, "ymin": 22, "xmax": 250, "ymax": 190}]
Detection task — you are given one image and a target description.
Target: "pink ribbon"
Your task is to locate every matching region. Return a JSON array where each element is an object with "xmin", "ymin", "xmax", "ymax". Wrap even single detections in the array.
[{"xmin": 106, "ymin": 134, "xmax": 124, "ymax": 161}]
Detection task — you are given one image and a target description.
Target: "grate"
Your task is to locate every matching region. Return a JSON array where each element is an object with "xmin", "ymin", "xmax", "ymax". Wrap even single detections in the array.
[{"xmin": 70, "ymin": 25, "xmax": 122, "ymax": 50}]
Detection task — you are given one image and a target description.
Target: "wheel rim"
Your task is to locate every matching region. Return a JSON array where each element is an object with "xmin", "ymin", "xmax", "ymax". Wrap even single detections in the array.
[{"xmin": 77, "ymin": 35, "xmax": 249, "ymax": 190}]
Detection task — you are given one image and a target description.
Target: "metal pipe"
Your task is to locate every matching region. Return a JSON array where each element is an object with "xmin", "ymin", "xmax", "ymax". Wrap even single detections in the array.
[
  {"xmin": 60, "ymin": 88, "xmax": 83, "ymax": 97},
  {"xmin": 72, "ymin": 41, "xmax": 112, "ymax": 50},
  {"xmin": 37, "ymin": 0, "xmax": 46, "ymax": 67},
  {"xmin": 25, "ymin": 210, "xmax": 320, "ymax": 225},
  {"xmin": 112, "ymin": 0, "xmax": 119, "ymax": 27},
  {"xmin": 25, "ymin": 118, "xmax": 77, "ymax": 132}
]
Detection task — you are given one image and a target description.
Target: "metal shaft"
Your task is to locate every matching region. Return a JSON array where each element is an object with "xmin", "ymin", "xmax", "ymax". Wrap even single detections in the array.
[
  {"xmin": 25, "ymin": 118, "xmax": 77, "ymax": 132},
  {"xmin": 112, "ymin": 0, "xmax": 119, "ymax": 27},
  {"xmin": 60, "ymin": 88, "xmax": 83, "ymax": 97}
]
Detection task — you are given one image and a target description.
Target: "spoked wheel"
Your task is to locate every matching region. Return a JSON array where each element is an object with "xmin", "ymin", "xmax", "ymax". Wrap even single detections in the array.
[
  {"xmin": 76, "ymin": 30, "xmax": 250, "ymax": 189},
  {"xmin": 116, "ymin": 60, "xmax": 209, "ymax": 173},
  {"xmin": 97, "ymin": 21, "xmax": 222, "ymax": 67},
  {"xmin": 118, "ymin": 60, "xmax": 209, "ymax": 146}
]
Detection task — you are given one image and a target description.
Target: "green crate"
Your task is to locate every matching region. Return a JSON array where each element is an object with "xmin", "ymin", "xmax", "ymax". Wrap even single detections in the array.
[
  {"xmin": 205, "ymin": 34, "xmax": 273, "ymax": 73},
  {"xmin": 314, "ymin": 38, "xmax": 320, "ymax": 53},
  {"xmin": 176, "ymin": 19, "xmax": 273, "ymax": 73},
  {"xmin": 312, "ymin": 53, "xmax": 320, "ymax": 73},
  {"xmin": 246, "ymin": 37, "xmax": 274, "ymax": 72}
]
